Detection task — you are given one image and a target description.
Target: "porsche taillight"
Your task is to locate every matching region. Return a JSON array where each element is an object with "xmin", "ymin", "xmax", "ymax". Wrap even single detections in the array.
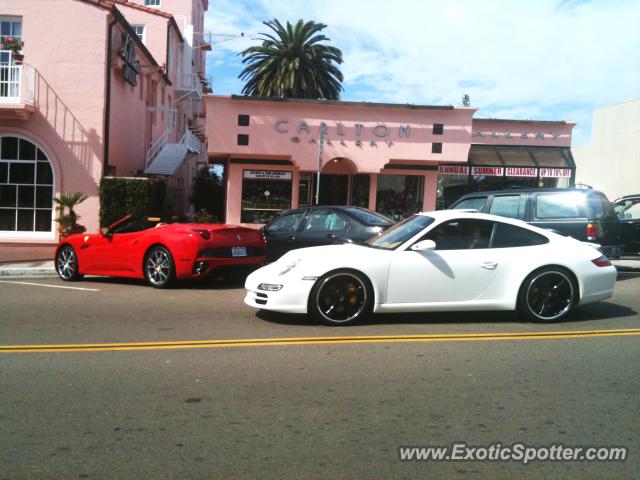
[
  {"xmin": 192, "ymin": 229, "xmax": 211, "ymax": 240},
  {"xmin": 591, "ymin": 255, "xmax": 611, "ymax": 267}
]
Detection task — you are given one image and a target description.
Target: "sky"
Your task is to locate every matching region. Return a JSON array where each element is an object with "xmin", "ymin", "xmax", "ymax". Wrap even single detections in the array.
[{"xmin": 203, "ymin": 0, "xmax": 640, "ymax": 147}]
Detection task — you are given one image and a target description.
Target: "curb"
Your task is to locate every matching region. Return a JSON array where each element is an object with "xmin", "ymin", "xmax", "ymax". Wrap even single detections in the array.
[
  {"xmin": 0, "ymin": 260, "xmax": 56, "ymax": 277},
  {"xmin": 613, "ymin": 259, "xmax": 640, "ymax": 273}
]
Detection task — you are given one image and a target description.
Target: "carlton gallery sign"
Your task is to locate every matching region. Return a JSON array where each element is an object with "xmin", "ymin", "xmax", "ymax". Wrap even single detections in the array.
[{"xmin": 273, "ymin": 120, "xmax": 410, "ymax": 147}]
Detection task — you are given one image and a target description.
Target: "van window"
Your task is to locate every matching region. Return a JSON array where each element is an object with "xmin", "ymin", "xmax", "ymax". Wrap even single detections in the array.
[
  {"xmin": 452, "ymin": 196, "xmax": 487, "ymax": 211},
  {"xmin": 586, "ymin": 193, "xmax": 615, "ymax": 220},
  {"xmin": 489, "ymin": 195, "xmax": 527, "ymax": 220},
  {"xmin": 535, "ymin": 193, "xmax": 587, "ymax": 219}
]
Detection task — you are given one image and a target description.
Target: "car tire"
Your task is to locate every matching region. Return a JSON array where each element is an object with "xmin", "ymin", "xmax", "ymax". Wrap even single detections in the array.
[
  {"xmin": 55, "ymin": 245, "xmax": 83, "ymax": 281},
  {"xmin": 309, "ymin": 269, "xmax": 373, "ymax": 326},
  {"xmin": 144, "ymin": 246, "xmax": 175, "ymax": 289},
  {"xmin": 517, "ymin": 266, "xmax": 577, "ymax": 322}
]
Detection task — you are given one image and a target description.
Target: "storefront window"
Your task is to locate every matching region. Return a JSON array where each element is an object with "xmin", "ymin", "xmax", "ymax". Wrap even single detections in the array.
[
  {"xmin": 350, "ymin": 174, "xmax": 370, "ymax": 208},
  {"xmin": 376, "ymin": 174, "xmax": 424, "ymax": 221},
  {"xmin": 241, "ymin": 170, "xmax": 292, "ymax": 224},
  {"xmin": 437, "ymin": 173, "xmax": 469, "ymax": 209},
  {"xmin": 298, "ymin": 172, "xmax": 313, "ymax": 207}
]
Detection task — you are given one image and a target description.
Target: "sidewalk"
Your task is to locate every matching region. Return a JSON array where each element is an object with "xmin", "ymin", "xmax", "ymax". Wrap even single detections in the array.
[{"xmin": 0, "ymin": 244, "xmax": 56, "ymax": 277}]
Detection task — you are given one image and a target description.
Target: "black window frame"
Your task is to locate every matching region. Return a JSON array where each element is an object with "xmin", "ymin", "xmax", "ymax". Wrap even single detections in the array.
[
  {"xmin": 433, "ymin": 123, "xmax": 444, "ymax": 135},
  {"xmin": 237, "ymin": 114, "xmax": 250, "ymax": 127},
  {"xmin": 489, "ymin": 221, "xmax": 550, "ymax": 248},
  {"xmin": 237, "ymin": 134, "xmax": 249, "ymax": 146},
  {"xmin": 432, "ymin": 142, "xmax": 443, "ymax": 154}
]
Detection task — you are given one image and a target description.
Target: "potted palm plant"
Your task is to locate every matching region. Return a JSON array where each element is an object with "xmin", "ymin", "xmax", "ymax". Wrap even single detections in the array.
[
  {"xmin": 1, "ymin": 37, "xmax": 24, "ymax": 63},
  {"xmin": 54, "ymin": 192, "xmax": 88, "ymax": 239}
]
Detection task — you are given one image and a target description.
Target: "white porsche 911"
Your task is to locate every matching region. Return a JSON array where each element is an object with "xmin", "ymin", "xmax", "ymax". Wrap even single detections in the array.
[{"xmin": 244, "ymin": 211, "xmax": 617, "ymax": 325}]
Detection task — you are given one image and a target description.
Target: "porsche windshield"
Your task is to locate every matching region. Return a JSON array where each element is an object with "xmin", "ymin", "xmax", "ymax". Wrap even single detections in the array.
[{"xmin": 367, "ymin": 215, "xmax": 435, "ymax": 250}]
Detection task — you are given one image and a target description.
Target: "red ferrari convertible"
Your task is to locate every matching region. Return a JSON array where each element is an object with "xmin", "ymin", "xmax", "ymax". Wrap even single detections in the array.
[{"xmin": 54, "ymin": 214, "xmax": 267, "ymax": 288}]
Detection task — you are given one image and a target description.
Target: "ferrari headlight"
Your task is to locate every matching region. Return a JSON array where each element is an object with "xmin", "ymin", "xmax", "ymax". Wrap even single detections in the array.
[
  {"xmin": 258, "ymin": 283, "xmax": 283, "ymax": 291},
  {"xmin": 279, "ymin": 259, "xmax": 300, "ymax": 276}
]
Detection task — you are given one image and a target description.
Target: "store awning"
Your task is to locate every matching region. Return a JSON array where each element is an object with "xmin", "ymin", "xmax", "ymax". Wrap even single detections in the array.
[
  {"xmin": 468, "ymin": 146, "xmax": 575, "ymax": 168},
  {"xmin": 439, "ymin": 146, "xmax": 575, "ymax": 178}
]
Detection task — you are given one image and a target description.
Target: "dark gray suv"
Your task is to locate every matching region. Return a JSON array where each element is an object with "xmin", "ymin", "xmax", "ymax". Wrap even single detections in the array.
[{"xmin": 449, "ymin": 188, "xmax": 622, "ymax": 258}]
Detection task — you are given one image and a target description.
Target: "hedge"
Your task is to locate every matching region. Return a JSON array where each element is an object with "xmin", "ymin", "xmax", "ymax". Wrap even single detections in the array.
[{"xmin": 99, "ymin": 177, "xmax": 166, "ymax": 227}]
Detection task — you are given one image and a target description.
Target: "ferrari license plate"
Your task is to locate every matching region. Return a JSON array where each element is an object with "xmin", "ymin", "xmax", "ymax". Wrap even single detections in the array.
[{"xmin": 231, "ymin": 246, "xmax": 247, "ymax": 257}]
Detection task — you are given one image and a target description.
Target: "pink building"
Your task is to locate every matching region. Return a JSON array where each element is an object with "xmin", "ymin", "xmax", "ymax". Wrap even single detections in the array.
[
  {"xmin": 205, "ymin": 96, "xmax": 575, "ymax": 225},
  {"xmin": 0, "ymin": 0, "xmax": 209, "ymax": 246}
]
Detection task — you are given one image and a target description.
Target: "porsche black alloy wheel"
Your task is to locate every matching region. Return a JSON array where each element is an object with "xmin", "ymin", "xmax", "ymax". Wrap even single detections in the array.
[
  {"xmin": 310, "ymin": 270, "xmax": 372, "ymax": 325},
  {"xmin": 518, "ymin": 267, "xmax": 576, "ymax": 322}
]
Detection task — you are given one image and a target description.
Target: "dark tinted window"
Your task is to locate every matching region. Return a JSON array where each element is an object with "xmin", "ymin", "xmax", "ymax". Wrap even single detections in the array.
[
  {"xmin": 586, "ymin": 193, "xmax": 615, "ymax": 219},
  {"xmin": 237, "ymin": 134, "xmax": 249, "ymax": 146},
  {"xmin": 343, "ymin": 207, "xmax": 393, "ymax": 225},
  {"xmin": 491, "ymin": 222, "xmax": 549, "ymax": 248},
  {"xmin": 489, "ymin": 195, "xmax": 527, "ymax": 219},
  {"xmin": 432, "ymin": 142, "xmax": 442, "ymax": 154},
  {"xmin": 535, "ymin": 192, "xmax": 587, "ymax": 219},
  {"xmin": 424, "ymin": 219, "xmax": 494, "ymax": 250},
  {"xmin": 267, "ymin": 212, "xmax": 304, "ymax": 233},
  {"xmin": 433, "ymin": 123, "xmax": 444, "ymax": 135},
  {"xmin": 452, "ymin": 196, "xmax": 487, "ymax": 211},
  {"xmin": 304, "ymin": 210, "xmax": 346, "ymax": 232},
  {"xmin": 238, "ymin": 114, "xmax": 250, "ymax": 126}
]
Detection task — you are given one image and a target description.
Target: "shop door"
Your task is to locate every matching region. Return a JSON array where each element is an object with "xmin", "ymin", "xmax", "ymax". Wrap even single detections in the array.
[{"xmin": 319, "ymin": 174, "xmax": 348, "ymax": 205}]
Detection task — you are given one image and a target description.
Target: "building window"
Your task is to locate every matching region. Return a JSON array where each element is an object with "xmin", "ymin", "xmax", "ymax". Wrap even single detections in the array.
[
  {"xmin": 241, "ymin": 170, "xmax": 292, "ymax": 224},
  {"xmin": 350, "ymin": 174, "xmax": 370, "ymax": 208},
  {"xmin": 432, "ymin": 142, "xmax": 443, "ymax": 154},
  {"xmin": 0, "ymin": 136, "xmax": 54, "ymax": 233},
  {"xmin": 0, "ymin": 18, "xmax": 22, "ymax": 42},
  {"xmin": 376, "ymin": 174, "xmax": 424, "ymax": 221},
  {"xmin": 132, "ymin": 25, "xmax": 145, "ymax": 43},
  {"xmin": 433, "ymin": 123, "xmax": 444, "ymax": 135},
  {"xmin": 237, "ymin": 134, "xmax": 249, "ymax": 146},
  {"xmin": 144, "ymin": 0, "xmax": 161, "ymax": 7},
  {"xmin": 237, "ymin": 114, "xmax": 250, "ymax": 127}
]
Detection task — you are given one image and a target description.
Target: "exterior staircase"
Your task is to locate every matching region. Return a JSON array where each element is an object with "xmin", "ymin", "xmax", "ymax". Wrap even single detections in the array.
[{"xmin": 144, "ymin": 129, "xmax": 200, "ymax": 175}]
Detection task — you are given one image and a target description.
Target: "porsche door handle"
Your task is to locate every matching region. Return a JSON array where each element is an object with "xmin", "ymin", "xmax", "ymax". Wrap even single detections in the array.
[
  {"xmin": 326, "ymin": 233, "xmax": 336, "ymax": 239},
  {"xmin": 480, "ymin": 261, "xmax": 498, "ymax": 270},
  {"xmin": 287, "ymin": 235, "xmax": 296, "ymax": 241}
]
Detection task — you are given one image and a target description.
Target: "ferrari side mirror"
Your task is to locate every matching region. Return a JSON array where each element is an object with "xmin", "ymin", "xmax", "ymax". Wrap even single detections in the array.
[{"xmin": 100, "ymin": 227, "xmax": 110, "ymax": 237}]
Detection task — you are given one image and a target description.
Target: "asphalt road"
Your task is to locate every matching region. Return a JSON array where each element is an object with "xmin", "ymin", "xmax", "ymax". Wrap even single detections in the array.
[{"xmin": 1, "ymin": 271, "xmax": 639, "ymax": 479}]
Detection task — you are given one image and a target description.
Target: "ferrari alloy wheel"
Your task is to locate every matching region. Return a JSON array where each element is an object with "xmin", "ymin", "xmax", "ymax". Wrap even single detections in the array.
[
  {"xmin": 56, "ymin": 245, "xmax": 82, "ymax": 281},
  {"xmin": 144, "ymin": 246, "xmax": 175, "ymax": 288},
  {"xmin": 310, "ymin": 270, "xmax": 372, "ymax": 325},
  {"xmin": 518, "ymin": 267, "xmax": 576, "ymax": 322}
]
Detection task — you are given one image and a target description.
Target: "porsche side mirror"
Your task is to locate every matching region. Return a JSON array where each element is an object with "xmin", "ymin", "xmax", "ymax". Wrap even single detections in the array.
[
  {"xmin": 411, "ymin": 239, "xmax": 436, "ymax": 252},
  {"xmin": 100, "ymin": 227, "xmax": 110, "ymax": 237}
]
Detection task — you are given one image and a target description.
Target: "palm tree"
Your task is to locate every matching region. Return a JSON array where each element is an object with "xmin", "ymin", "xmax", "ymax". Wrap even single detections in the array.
[
  {"xmin": 54, "ymin": 192, "xmax": 88, "ymax": 233},
  {"xmin": 238, "ymin": 19, "xmax": 344, "ymax": 100}
]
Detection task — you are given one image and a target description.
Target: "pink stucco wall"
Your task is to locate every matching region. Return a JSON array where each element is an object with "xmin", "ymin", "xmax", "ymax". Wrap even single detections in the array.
[
  {"xmin": 207, "ymin": 96, "xmax": 477, "ymax": 171},
  {"xmin": 0, "ymin": 0, "xmax": 108, "ymax": 240},
  {"xmin": 206, "ymin": 96, "xmax": 575, "ymax": 226}
]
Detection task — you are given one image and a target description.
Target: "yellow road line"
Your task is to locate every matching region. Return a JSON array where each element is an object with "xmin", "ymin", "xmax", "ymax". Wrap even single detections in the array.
[{"xmin": 1, "ymin": 328, "xmax": 639, "ymax": 353}]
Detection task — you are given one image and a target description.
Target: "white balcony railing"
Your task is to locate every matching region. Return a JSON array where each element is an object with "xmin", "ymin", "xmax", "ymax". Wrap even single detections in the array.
[
  {"xmin": 145, "ymin": 128, "xmax": 170, "ymax": 171},
  {"xmin": 0, "ymin": 63, "xmax": 36, "ymax": 105},
  {"xmin": 174, "ymin": 72, "xmax": 202, "ymax": 99}
]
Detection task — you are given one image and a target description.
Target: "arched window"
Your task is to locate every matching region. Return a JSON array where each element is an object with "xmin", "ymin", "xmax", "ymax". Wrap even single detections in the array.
[{"xmin": 0, "ymin": 136, "xmax": 54, "ymax": 232}]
